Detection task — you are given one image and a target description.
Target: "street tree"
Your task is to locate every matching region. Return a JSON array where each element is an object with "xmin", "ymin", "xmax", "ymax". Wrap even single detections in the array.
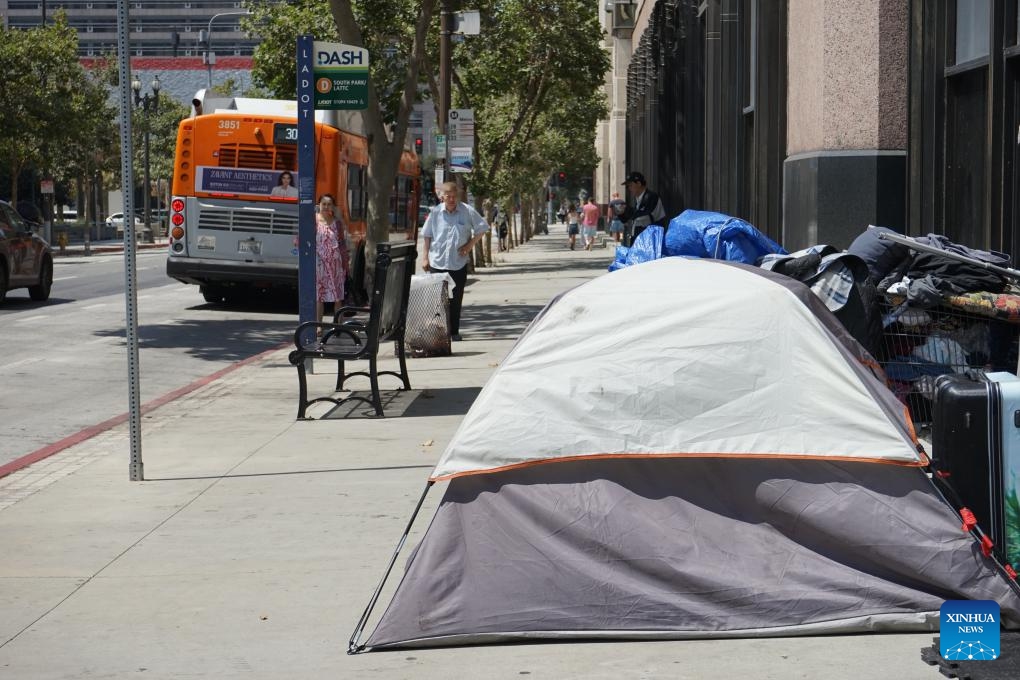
[
  {"xmin": 244, "ymin": 0, "xmax": 434, "ymax": 256},
  {"xmin": 50, "ymin": 59, "xmax": 119, "ymax": 225},
  {"xmin": 130, "ymin": 95, "xmax": 190, "ymax": 209},
  {"xmin": 456, "ymin": 1, "xmax": 608, "ymax": 216},
  {"xmin": 0, "ymin": 14, "xmax": 103, "ymax": 206}
]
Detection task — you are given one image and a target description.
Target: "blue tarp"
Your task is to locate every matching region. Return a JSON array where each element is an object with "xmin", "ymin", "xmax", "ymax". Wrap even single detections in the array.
[
  {"xmin": 664, "ymin": 210, "xmax": 786, "ymax": 264},
  {"xmin": 608, "ymin": 226, "xmax": 664, "ymax": 271},
  {"xmin": 608, "ymin": 211, "xmax": 785, "ymax": 272}
]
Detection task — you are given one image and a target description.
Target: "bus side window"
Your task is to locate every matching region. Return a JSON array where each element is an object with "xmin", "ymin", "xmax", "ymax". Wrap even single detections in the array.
[{"xmin": 347, "ymin": 165, "xmax": 366, "ymax": 221}]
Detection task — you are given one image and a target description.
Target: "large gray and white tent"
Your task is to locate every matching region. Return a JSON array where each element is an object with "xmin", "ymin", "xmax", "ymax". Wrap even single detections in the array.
[{"xmin": 350, "ymin": 257, "xmax": 1020, "ymax": 652}]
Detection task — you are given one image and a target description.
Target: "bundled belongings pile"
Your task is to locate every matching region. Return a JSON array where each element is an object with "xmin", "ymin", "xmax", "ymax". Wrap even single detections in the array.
[
  {"xmin": 760, "ymin": 245, "xmax": 883, "ymax": 357},
  {"xmin": 851, "ymin": 227, "xmax": 1020, "ymax": 424},
  {"xmin": 349, "ymin": 257, "xmax": 1020, "ymax": 652},
  {"xmin": 608, "ymin": 210, "xmax": 1020, "ymax": 423},
  {"xmin": 609, "ymin": 210, "xmax": 882, "ymax": 356},
  {"xmin": 849, "ymin": 227, "xmax": 1012, "ymax": 306},
  {"xmin": 403, "ymin": 273, "xmax": 455, "ymax": 358}
]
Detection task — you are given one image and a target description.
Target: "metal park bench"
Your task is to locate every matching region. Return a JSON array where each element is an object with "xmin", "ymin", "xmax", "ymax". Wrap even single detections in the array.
[{"xmin": 288, "ymin": 241, "xmax": 417, "ymax": 418}]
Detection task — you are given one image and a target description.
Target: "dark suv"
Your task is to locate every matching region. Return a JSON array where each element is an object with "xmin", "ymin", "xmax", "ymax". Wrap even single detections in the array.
[{"xmin": 0, "ymin": 200, "xmax": 53, "ymax": 303}]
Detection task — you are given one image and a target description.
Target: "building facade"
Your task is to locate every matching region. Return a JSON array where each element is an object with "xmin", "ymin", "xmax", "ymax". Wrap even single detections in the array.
[
  {"xmin": 1, "ymin": 0, "xmax": 265, "ymax": 57},
  {"xmin": 602, "ymin": 0, "xmax": 1020, "ymax": 256},
  {"xmin": 596, "ymin": 2, "xmax": 633, "ymax": 204}
]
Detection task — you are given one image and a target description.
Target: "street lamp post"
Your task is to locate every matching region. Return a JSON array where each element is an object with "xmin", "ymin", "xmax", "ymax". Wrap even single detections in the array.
[
  {"xmin": 200, "ymin": 11, "xmax": 252, "ymax": 90},
  {"xmin": 131, "ymin": 75, "xmax": 160, "ymax": 241}
]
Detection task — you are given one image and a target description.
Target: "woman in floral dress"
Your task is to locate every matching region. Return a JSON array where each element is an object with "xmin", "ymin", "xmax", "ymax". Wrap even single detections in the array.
[{"xmin": 315, "ymin": 194, "xmax": 348, "ymax": 323}]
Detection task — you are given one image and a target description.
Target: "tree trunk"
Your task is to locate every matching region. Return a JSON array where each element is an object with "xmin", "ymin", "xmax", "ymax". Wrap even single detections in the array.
[
  {"xmin": 471, "ymin": 193, "xmax": 488, "ymax": 268},
  {"xmin": 75, "ymin": 175, "xmax": 85, "ymax": 224},
  {"xmin": 329, "ymin": 0, "xmax": 436, "ymax": 289},
  {"xmin": 8, "ymin": 159, "xmax": 19, "ymax": 207},
  {"xmin": 365, "ymin": 146, "xmax": 401, "ymax": 250}
]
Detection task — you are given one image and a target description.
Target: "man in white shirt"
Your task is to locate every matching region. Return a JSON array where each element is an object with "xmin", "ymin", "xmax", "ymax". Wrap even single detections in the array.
[{"xmin": 421, "ymin": 181, "xmax": 490, "ymax": 341}]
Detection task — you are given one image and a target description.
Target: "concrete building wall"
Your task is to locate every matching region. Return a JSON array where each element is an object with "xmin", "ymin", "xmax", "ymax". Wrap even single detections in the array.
[
  {"xmin": 787, "ymin": 0, "xmax": 908, "ymax": 153},
  {"xmin": 783, "ymin": 0, "xmax": 910, "ymax": 250},
  {"xmin": 596, "ymin": 7, "xmax": 632, "ymax": 206}
]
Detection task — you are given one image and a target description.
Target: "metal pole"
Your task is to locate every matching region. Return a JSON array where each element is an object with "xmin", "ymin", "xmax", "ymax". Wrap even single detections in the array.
[
  {"xmin": 143, "ymin": 107, "xmax": 151, "ymax": 238},
  {"xmin": 205, "ymin": 11, "xmax": 251, "ymax": 91},
  {"xmin": 116, "ymin": 0, "xmax": 143, "ymax": 481},
  {"xmin": 348, "ymin": 481, "xmax": 435, "ymax": 654},
  {"xmin": 436, "ymin": 0, "xmax": 452, "ymax": 182}
]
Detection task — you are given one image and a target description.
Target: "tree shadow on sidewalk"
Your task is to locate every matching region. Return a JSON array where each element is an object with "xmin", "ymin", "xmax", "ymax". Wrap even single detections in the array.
[
  {"xmin": 315, "ymin": 386, "xmax": 482, "ymax": 420},
  {"xmin": 93, "ymin": 318, "xmax": 294, "ymax": 362},
  {"xmin": 459, "ymin": 302, "xmax": 545, "ymax": 340},
  {"xmin": 486, "ymin": 252, "xmax": 614, "ymax": 276}
]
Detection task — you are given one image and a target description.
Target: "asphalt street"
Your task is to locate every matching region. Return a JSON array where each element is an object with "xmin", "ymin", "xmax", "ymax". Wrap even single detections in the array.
[{"xmin": 0, "ymin": 250, "xmax": 296, "ymax": 468}]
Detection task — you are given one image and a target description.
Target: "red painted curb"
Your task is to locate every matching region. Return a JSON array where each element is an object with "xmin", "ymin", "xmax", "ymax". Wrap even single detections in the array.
[{"xmin": 0, "ymin": 342, "xmax": 290, "ymax": 480}]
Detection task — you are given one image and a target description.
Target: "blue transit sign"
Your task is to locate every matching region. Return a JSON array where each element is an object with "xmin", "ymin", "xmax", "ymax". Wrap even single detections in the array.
[{"xmin": 296, "ymin": 34, "xmax": 317, "ymax": 330}]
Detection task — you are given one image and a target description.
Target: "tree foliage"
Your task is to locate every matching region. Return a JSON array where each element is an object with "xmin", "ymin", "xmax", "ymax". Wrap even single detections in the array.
[
  {"xmin": 243, "ymin": 0, "xmax": 607, "ymax": 250},
  {"xmin": 458, "ymin": 0, "xmax": 608, "ymax": 211},
  {"xmin": 244, "ymin": 0, "xmax": 433, "ymax": 253},
  {"xmin": 0, "ymin": 14, "xmax": 116, "ymax": 206},
  {"xmin": 130, "ymin": 94, "xmax": 190, "ymax": 193}
]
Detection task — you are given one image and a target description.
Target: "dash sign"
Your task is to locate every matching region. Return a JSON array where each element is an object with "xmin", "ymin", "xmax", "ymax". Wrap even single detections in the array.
[{"xmin": 313, "ymin": 42, "xmax": 370, "ymax": 110}]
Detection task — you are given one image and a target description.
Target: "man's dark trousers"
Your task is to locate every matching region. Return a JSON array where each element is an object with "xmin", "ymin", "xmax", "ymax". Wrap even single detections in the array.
[{"xmin": 430, "ymin": 265, "xmax": 468, "ymax": 336}]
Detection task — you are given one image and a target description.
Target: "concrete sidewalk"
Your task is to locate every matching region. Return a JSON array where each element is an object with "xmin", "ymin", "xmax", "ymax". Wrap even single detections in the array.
[{"xmin": 0, "ymin": 233, "xmax": 939, "ymax": 679}]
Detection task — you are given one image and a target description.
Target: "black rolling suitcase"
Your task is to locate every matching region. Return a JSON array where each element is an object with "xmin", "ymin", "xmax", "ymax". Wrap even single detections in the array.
[{"xmin": 931, "ymin": 372, "xmax": 1020, "ymax": 572}]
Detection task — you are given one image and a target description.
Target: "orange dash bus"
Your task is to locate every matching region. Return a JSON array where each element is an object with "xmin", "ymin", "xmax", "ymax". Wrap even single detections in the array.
[{"xmin": 166, "ymin": 96, "xmax": 420, "ymax": 303}]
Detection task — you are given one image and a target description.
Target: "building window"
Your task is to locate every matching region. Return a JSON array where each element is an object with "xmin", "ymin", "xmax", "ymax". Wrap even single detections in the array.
[{"xmin": 955, "ymin": 0, "xmax": 990, "ymax": 64}]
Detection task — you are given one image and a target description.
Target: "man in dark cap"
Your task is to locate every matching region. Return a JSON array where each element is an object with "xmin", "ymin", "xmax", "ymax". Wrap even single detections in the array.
[{"xmin": 621, "ymin": 171, "xmax": 666, "ymax": 245}]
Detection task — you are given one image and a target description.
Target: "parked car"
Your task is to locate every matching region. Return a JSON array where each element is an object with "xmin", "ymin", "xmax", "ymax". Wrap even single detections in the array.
[
  {"xmin": 105, "ymin": 212, "xmax": 144, "ymax": 232},
  {"xmin": 0, "ymin": 199, "xmax": 54, "ymax": 303}
]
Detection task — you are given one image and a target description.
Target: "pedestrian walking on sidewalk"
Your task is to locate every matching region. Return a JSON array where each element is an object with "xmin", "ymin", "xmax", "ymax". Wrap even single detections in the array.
[
  {"xmin": 314, "ymin": 194, "xmax": 348, "ymax": 325},
  {"xmin": 495, "ymin": 206, "xmax": 509, "ymax": 251},
  {"xmin": 566, "ymin": 203, "xmax": 580, "ymax": 250},
  {"xmin": 608, "ymin": 191, "xmax": 626, "ymax": 242},
  {"xmin": 421, "ymin": 181, "xmax": 490, "ymax": 341},
  {"xmin": 581, "ymin": 197, "xmax": 599, "ymax": 250}
]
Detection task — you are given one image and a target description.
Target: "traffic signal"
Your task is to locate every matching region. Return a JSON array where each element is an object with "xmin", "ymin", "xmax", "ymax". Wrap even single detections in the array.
[
  {"xmin": 414, "ymin": 137, "xmax": 423, "ymax": 155},
  {"xmin": 557, "ymin": 172, "xmax": 566, "ymax": 182}
]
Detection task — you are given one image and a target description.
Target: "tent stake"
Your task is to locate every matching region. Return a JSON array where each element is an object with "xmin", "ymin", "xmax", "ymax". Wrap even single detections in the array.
[{"xmin": 348, "ymin": 480, "xmax": 435, "ymax": 654}]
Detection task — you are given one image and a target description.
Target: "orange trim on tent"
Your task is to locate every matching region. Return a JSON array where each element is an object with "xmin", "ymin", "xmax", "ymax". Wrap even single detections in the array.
[
  {"xmin": 429, "ymin": 450, "xmax": 928, "ymax": 482},
  {"xmin": 901, "ymin": 403, "xmax": 932, "ymax": 466},
  {"xmin": 903, "ymin": 403, "xmax": 918, "ymax": 444},
  {"xmin": 861, "ymin": 356, "xmax": 884, "ymax": 374}
]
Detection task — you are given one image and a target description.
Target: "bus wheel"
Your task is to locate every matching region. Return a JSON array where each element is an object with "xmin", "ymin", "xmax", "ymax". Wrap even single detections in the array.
[{"xmin": 201, "ymin": 285, "xmax": 226, "ymax": 304}]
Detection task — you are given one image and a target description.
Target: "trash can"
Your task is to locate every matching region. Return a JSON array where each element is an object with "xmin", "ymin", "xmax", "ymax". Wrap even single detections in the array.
[{"xmin": 399, "ymin": 273, "xmax": 454, "ymax": 357}]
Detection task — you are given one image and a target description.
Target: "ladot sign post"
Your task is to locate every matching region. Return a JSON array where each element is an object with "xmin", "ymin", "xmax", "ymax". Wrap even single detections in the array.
[{"xmin": 296, "ymin": 37, "xmax": 369, "ymax": 331}]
